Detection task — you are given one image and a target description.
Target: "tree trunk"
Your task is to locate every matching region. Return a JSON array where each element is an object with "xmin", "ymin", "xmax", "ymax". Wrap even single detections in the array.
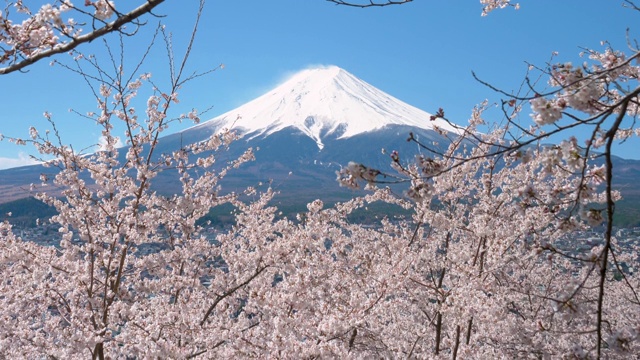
[
  {"xmin": 452, "ymin": 325, "xmax": 461, "ymax": 359},
  {"xmin": 435, "ymin": 312, "xmax": 442, "ymax": 355},
  {"xmin": 92, "ymin": 343, "xmax": 104, "ymax": 360}
]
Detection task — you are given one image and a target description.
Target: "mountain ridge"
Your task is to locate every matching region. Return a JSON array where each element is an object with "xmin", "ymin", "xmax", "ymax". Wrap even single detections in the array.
[{"xmin": 1, "ymin": 65, "xmax": 639, "ymax": 227}]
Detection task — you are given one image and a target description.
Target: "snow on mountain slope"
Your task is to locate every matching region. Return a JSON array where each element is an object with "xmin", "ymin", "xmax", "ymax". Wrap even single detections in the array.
[{"xmin": 189, "ymin": 65, "xmax": 464, "ymax": 150}]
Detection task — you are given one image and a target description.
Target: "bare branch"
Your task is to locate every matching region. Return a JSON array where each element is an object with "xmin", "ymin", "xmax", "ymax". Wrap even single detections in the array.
[{"xmin": 326, "ymin": 0, "xmax": 413, "ymax": 8}]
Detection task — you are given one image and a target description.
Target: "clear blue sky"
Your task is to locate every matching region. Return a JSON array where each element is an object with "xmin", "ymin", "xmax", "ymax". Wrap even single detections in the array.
[{"xmin": 1, "ymin": 0, "xmax": 639, "ymax": 169}]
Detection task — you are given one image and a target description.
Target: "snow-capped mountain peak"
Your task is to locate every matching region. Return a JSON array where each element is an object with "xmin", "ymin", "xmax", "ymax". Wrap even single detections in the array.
[{"xmin": 192, "ymin": 65, "xmax": 463, "ymax": 149}]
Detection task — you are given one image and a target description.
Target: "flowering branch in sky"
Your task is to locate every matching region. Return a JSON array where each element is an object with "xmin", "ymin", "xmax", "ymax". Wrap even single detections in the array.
[{"xmin": 0, "ymin": 0, "xmax": 166, "ymax": 75}]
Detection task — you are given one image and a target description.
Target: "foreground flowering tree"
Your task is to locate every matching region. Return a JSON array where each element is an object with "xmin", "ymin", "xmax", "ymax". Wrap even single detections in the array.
[
  {"xmin": 0, "ymin": 0, "xmax": 639, "ymax": 359},
  {"xmin": 330, "ymin": 3, "xmax": 640, "ymax": 358},
  {"xmin": 0, "ymin": 15, "xmax": 287, "ymax": 356},
  {"xmin": 333, "ymin": 127, "xmax": 638, "ymax": 358}
]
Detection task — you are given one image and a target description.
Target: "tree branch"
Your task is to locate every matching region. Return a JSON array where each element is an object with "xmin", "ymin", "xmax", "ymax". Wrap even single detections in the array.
[
  {"xmin": 0, "ymin": 0, "xmax": 166, "ymax": 75},
  {"xmin": 200, "ymin": 264, "xmax": 268, "ymax": 327},
  {"xmin": 326, "ymin": 0, "xmax": 412, "ymax": 8}
]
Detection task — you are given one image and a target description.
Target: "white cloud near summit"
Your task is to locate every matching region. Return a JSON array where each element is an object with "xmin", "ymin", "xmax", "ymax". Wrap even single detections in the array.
[{"xmin": 0, "ymin": 152, "xmax": 40, "ymax": 170}]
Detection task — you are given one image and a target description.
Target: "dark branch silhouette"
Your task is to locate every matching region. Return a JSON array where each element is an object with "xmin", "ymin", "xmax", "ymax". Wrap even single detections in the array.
[{"xmin": 326, "ymin": 0, "xmax": 412, "ymax": 8}]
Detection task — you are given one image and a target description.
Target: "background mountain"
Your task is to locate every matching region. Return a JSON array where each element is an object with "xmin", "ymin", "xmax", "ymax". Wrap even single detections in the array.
[
  {"xmin": 148, "ymin": 65, "xmax": 461, "ymax": 209},
  {"xmin": 1, "ymin": 66, "xmax": 639, "ymax": 226},
  {"xmin": 183, "ymin": 66, "xmax": 462, "ymax": 147}
]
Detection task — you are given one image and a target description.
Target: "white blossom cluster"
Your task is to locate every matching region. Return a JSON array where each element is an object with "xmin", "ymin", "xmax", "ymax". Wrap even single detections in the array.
[
  {"xmin": 0, "ymin": 2, "xmax": 76, "ymax": 62},
  {"xmin": 336, "ymin": 161, "xmax": 381, "ymax": 189},
  {"xmin": 530, "ymin": 44, "xmax": 640, "ymax": 134},
  {"xmin": 479, "ymin": 0, "xmax": 519, "ymax": 16},
  {"xmin": 530, "ymin": 96, "xmax": 564, "ymax": 126},
  {"xmin": 0, "ymin": 1, "xmax": 120, "ymax": 63},
  {"xmin": 551, "ymin": 63, "xmax": 603, "ymax": 114}
]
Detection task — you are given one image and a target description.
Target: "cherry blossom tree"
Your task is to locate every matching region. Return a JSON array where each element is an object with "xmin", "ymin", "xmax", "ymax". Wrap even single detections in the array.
[
  {"xmin": 332, "ymin": 1, "xmax": 640, "ymax": 358},
  {"xmin": 1, "ymin": 0, "xmax": 639, "ymax": 359},
  {"xmin": 336, "ymin": 120, "xmax": 638, "ymax": 358},
  {"xmin": 0, "ymin": 5, "xmax": 286, "ymax": 357}
]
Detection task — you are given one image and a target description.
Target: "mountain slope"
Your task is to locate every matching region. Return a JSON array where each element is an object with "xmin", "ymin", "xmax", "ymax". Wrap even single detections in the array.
[
  {"xmin": 185, "ymin": 65, "xmax": 462, "ymax": 149},
  {"xmin": 1, "ymin": 65, "xmax": 640, "ymax": 226}
]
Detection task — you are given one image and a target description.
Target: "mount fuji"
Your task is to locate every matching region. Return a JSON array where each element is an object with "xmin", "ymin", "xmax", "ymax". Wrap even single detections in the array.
[
  {"xmin": 184, "ymin": 65, "xmax": 462, "ymax": 150},
  {"xmin": 1, "ymin": 65, "xmax": 640, "ymax": 224},
  {"xmin": 0, "ymin": 65, "xmax": 461, "ymax": 212},
  {"xmin": 148, "ymin": 65, "xmax": 462, "ymax": 206}
]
